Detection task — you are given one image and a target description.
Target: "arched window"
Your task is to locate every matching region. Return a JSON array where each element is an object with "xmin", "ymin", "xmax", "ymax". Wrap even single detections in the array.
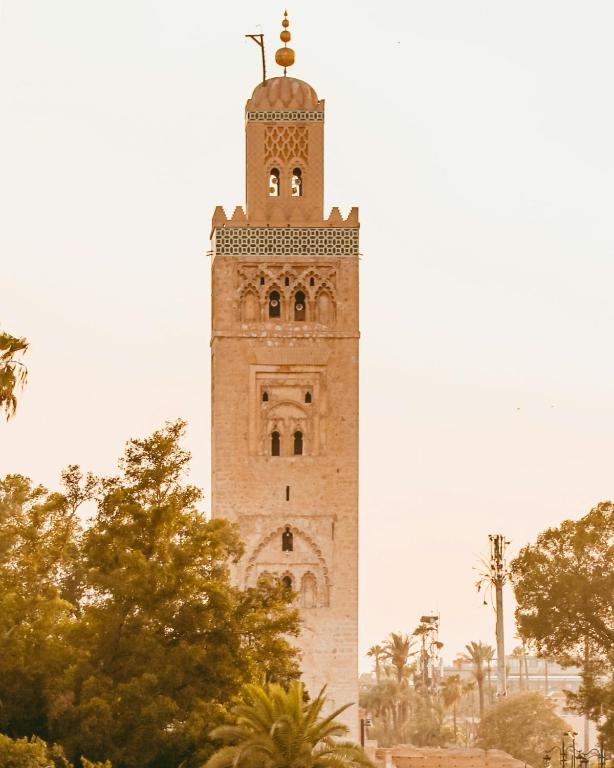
[
  {"xmin": 262, "ymin": 391, "xmax": 269, "ymax": 402},
  {"xmin": 282, "ymin": 526, "xmax": 293, "ymax": 552},
  {"xmin": 291, "ymin": 167, "xmax": 302, "ymax": 197},
  {"xmin": 294, "ymin": 291, "xmax": 306, "ymax": 321},
  {"xmin": 304, "ymin": 391, "xmax": 312, "ymax": 404},
  {"xmin": 310, "ymin": 276, "xmax": 315, "ymax": 286},
  {"xmin": 282, "ymin": 574, "xmax": 293, "ymax": 591},
  {"xmin": 269, "ymin": 168, "xmax": 280, "ymax": 197},
  {"xmin": 268, "ymin": 290, "xmax": 281, "ymax": 319},
  {"xmin": 293, "ymin": 430, "xmax": 303, "ymax": 456},
  {"xmin": 271, "ymin": 431, "xmax": 281, "ymax": 456}
]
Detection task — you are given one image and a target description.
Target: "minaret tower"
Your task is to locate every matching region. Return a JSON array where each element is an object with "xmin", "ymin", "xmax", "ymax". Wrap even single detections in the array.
[{"xmin": 210, "ymin": 14, "xmax": 359, "ymax": 738}]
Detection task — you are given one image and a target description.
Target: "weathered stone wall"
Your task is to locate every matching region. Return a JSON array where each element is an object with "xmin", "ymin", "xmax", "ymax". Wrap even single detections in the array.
[{"xmin": 373, "ymin": 747, "xmax": 530, "ymax": 768}]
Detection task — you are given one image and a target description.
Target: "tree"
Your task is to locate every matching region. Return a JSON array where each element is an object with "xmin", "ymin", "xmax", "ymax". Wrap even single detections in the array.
[
  {"xmin": 511, "ymin": 503, "xmax": 614, "ymax": 747},
  {"xmin": 511, "ymin": 502, "xmax": 614, "ymax": 664},
  {"xmin": 204, "ymin": 681, "xmax": 374, "ymax": 768},
  {"xmin": 460, "ymin": 642, "xmax": 493, "ymax": 717},
  {"xmin": 0, "ymin": 473, "xmax": 82, "ymax": 740},
  {"xmin": 367, "ymin": 644, "xmax": 386, "ymax": 684},
  {"xmin": 383, "ymin": 633, "xmax": 415, "ymax": 684},
  {"xmin": 0, "ymin": 331, "xmax": 28, "ymax": 420},
  {"xmin": 476, "ymin": 692, "xmax": 569, "ymax": 767},
  {"xmin": 0, "ymin": 420, "xmax": 302, "ymax": 768},
  {"xmin": 441, "ymin": 675, "xmax": 463, "ymax": 742}
]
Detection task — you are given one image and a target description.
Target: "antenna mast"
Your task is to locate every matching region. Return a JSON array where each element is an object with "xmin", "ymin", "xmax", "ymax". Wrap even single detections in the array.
[{"xmin": 245, "ymin": 33, "xmax": 266, "ymax": 83}]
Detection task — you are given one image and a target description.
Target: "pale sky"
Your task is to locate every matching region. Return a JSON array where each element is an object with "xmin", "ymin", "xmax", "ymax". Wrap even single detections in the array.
[{"xmin": 2, "ymin": 1, "xmax": 614, "ymax": 672}]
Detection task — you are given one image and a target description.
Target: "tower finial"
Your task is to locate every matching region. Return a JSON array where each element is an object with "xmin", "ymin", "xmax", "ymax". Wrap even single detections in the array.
[{"xmin": 275, "ymin": 9, "xmax": 295, "ymax": 76}]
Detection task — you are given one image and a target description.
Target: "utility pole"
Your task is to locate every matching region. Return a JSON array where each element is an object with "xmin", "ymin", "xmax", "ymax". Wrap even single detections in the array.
[{"xmin": 490, "ymin": 534, "xmax": 508, "ymax": 699}]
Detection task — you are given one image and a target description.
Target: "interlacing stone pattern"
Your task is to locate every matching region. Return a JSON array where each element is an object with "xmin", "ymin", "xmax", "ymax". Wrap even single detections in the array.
[{"xmin": 213, "ymin": 227, "xmax": 359, "ymax": 256}]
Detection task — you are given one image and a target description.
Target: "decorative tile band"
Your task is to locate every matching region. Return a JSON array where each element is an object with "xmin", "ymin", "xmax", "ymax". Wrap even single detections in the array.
[
  {"xmin": 246, "ymin": 110, "xmax": 324, "ymax": 122},
  {"xmin": 213, "ymin": 227, "xmax": 359, "ymax": 256}
]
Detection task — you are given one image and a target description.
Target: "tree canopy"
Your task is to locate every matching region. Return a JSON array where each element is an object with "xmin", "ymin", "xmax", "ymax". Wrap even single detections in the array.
[
  {"xmin": 511, "ymin": 501, "xmax": 614, "ymax": 664},
  {"xmin": 476, "ymin": 693, "xmax": 569, "ymax": 768},
  {"xmin": 0, "ymin": 331, "xmax": 28, "ymax": 420},
  {"xmin": 0, "ymin": 420, "xmax": 301, "ymax": 768}
]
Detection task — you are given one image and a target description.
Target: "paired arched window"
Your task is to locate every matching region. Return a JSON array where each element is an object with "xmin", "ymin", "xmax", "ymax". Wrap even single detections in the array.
[
  {"xmin": 293, "ymin": 430, "xmax": 303, "ymax": 456},
  {"xmin": 271, "ymin": 431, "xmax": 281, "ymax": 456},
  {"xmin": 291, "ymin": 167, "xmax": 302, "ymax": 197},
  {"xmin": 269, "ymin": 168, "xmax": 280, "ymax": 197},
  {"xmin": 282, "ymin": 526, "xmax": 293, "ymax": 552},
  {"xmin": 294, "ymin": 291, "xmax": 306, "ymax": 321},
  {"xmin": 268, "ymin": 290, "xmax": 281, "ymax": 319}
]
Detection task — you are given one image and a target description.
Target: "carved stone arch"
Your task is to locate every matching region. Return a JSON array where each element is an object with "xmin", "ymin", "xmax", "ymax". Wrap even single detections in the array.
[
  {"xmin": 266, "ymin": 283, "xmax": 284, "ymax": 320},
  {"xmin": 240, "ymin": 284, "xmax": 261, "ymax": 322},
  {"xmin": 245, "ymin": 525, "xmax": 330, "ymax": 589}
]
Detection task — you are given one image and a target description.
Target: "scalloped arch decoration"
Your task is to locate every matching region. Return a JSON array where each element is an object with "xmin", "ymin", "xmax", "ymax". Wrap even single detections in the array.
[{"xmin": 244, "ymin": 524, "xmax": 330, "ymax": 587}]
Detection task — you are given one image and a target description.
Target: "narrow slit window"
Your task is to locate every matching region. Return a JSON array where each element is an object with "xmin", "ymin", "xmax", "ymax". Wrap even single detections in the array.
[
  {"xmin": 293, "ymin": 430, "xmax": 303, "ymax": 456},
  {"xmin": 262, "ymin": 391, "xmax": 269, "ymax": 402},
  {"xmin": 294, "ymin": 290, "xmax": 306, "ymax": 321},
  {"xmin": 271, "ymin": 431, "xmax": 280, "ymax": 456},
  {"xmin": 291, "ymin": 167, "xmax": 302, "ymax": 197},
  {"xmin": 260, "ymin": 276, "xmax": 265, "ymax": 286},
  {"xmin": 286, "ymin": 485, "xmax": 290, "ymax": 501},
  {"xmin": 269, "ymin": 168, "xmax": 280, "ymax": 197},
  {"xmin": 310, "ymin": 276, "xmax": 315, "ymax": 286},
  {"xmin": 282, "ymin": 526, "xmax": 293, "ymax": 551},
  {"xmin": 268, "ymin": 290, "xmax": 280, "ymax": 319},
  {"xmin": 285, "ymin": 276, "xmax": 290, "ymax": 286},
  {"xmin": 304, "ymin": 391, "xmax": 312, "ymax": 404}
]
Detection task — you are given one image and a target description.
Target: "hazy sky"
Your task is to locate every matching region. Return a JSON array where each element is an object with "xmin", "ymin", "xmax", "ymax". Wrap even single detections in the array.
[{"xmin": 2, "ymin": 1, "xmax": 614, "ymax": 671}]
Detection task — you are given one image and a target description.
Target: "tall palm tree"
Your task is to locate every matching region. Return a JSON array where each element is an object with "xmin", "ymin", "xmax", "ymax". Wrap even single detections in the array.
[
  {"xmin": 205, "ymin": 681, "xmax": 374, "ymax": 768},
  {"xmin": 383, "ymin": 632, "xmax": 414, "ymax": 684},
  {"xmin": 441, "ymin": 674, "xmax": 463, "ymax": 742},
  {"xmin": 0, "ymin": 332, "xmax": 28, "ymax": 420},
  {"xmin": 460, "ymin": 641, "xmax": 491, "ymax": 717},
  {"xmin": 367, "ymin": 644, "xmax": 386, "ymax": 684}
]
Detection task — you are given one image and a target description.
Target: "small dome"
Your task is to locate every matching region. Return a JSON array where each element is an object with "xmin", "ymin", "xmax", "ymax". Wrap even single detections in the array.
[{"xmin": 248, "ymin": 77, "xmax": 319, "ymax": 111}]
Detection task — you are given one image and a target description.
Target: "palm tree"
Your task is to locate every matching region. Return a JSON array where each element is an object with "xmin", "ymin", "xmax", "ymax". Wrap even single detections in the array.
[
  {"xmin": 0, "ymin": 332, "xmax": 28, "ymax": 420},
  {"xmin": 383, "ymin": 632, "xmax": 414, "ymax": 684},
  {"xmin": 367, "ymin": 644, "xmax": 386, "ymax": 684},
  {"xmin": 460, "ymin": 641, "xmax": 492, "ymax": 717},
  {"xmin": 482, "ymin": 645, "xmax": 495, "ymax": 704},
  {"xmin": 441, "ymin": 674, "xmax": 463, "ymax": 742},
  {"xmin": 205, "ymin": 681, "xmax": 374, "ymax": 768}
]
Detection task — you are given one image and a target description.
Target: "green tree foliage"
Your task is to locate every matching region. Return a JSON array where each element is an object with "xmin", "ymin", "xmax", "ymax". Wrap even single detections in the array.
[
  {"xmin": 205, "ymin": 681, "xmax": 374, "ymax": 768},
  {"xmin": 0, "ymin": 332, "xmax": 28, "ymax": 420},
  {"xmin": 0, "ymin": 420, "xmax": 300, "ymax": 768},
  {"xmin": 511, "ymin": 502, "xmax": 614, "ymax": 663},
  {"xmin": 476, "ymin": 692, "xmax": 569, "ymax": 767},
  {"xmin": 0, "ymin": 734, "xmax": 71, "ymax": 768},
  {"xmin": 511, "ymin": 502, "xmax": 614, "ymax": 748}
]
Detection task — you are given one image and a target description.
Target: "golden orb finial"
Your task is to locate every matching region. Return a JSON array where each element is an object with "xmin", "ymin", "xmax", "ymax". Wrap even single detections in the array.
[{"xmin": 275, "ymin": 10, "xmax": 295, "ymax": 75}]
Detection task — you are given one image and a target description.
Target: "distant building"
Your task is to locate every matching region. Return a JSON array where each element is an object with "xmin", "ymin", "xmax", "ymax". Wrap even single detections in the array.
[{"xmin": 442, "ymin": 655, "xmax": 583, "ymax": 694}]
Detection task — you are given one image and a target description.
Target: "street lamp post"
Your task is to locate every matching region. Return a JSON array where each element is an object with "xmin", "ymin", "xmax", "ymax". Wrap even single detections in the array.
[{"xmin": 543, "ymin": 733, "xmax": 607, "ymax": 768}]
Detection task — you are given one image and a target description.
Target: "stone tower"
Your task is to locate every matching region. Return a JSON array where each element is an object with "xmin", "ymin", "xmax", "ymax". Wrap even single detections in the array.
[{"xmin": 210, "ymin": 34, "xmax": 359, "ymax": 738}]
